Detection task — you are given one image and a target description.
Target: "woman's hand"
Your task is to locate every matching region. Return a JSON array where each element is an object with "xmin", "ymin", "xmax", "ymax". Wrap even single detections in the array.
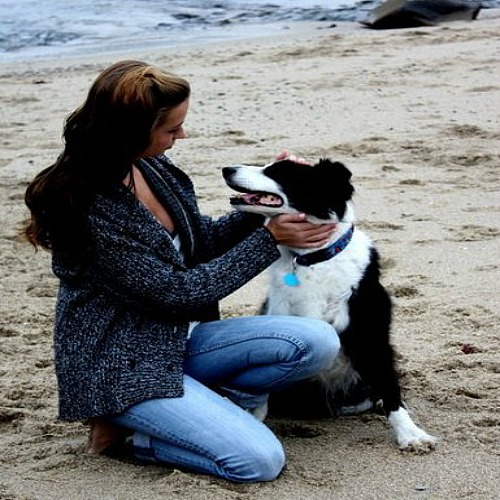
[
  {"xmin": 267, "ymin": 152, "xmax": 333, "ymax": 248},
  {"xmin": 266, "ymin": 213, "xmax": 337, "ymax": 249},
  {"xmin": 275, "ymin": 150, "xmax": 311, "ymax": 165}
]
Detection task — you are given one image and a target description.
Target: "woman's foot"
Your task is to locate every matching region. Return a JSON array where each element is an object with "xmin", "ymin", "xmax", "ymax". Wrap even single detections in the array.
[{"xmin": 86, "ymin": 418, "xmax": 131, "ymax": 455}]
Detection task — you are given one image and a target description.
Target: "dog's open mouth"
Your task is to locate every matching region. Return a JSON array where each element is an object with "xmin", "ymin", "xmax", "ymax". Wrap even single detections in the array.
[{"xmin": 230, "ymin": 192, "xmax": 283, "ymax": 208}]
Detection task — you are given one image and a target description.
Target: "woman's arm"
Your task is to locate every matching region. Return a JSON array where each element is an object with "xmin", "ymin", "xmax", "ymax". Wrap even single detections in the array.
[
  {"xmin": 89, "ymin": 211, "xmax": 280, "ymax": 320},
  {"xmin": 196, "ymin": 211, "xmax": 264, "ymax": 260}
]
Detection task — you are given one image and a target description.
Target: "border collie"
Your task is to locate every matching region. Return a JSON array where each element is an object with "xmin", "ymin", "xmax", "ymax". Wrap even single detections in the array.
[{"xmin": 222, "ymin": 158, "xmax": 437, "ymax": 452}]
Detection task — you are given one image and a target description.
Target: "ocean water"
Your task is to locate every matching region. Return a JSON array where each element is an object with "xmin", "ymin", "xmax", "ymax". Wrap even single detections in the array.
[
  {"xmin": 0, "ymin": 0, "xmax": 496, "ymax": 62},
  {"xmin": 0, "ymin": 0, "xmax": 369, "ymax": 62}
]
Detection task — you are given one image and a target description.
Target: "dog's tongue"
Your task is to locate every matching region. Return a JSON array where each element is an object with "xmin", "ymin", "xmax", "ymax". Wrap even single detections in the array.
[
  {"xmin": 242, "ymin": 193, "xmax": 281, "ymax": 206},
  {"xmin": 240, "ymin": 193, "xmax": 260, "ymax": 204}
]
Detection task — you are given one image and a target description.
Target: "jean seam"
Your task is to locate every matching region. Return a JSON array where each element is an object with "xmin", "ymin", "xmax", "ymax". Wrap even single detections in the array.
[
  {"xmin": 124, "ymin": 413, "xmax": 220, "ymax": 464},
  {"xmin": 186, "ymin": 332, "xmax": 308, "ymax": 358},
  {"xmin": 126, "ymin": 413, "xmax": 275, "ymax": 480},
  {"xmin": 193, "ymin": 332, "xmax": 311, "ymax": 390}
]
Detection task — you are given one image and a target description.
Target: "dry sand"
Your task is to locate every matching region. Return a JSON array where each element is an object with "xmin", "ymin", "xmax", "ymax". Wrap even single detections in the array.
[{"xmin": 1, "ymin": 14, "xmax": 499, "ymax": 500}]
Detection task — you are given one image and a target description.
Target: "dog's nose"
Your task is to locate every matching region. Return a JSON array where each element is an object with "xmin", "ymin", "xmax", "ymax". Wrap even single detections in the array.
[{"xmin": 222, "ymin": 166, "xmax": 237, "ymax": 180}]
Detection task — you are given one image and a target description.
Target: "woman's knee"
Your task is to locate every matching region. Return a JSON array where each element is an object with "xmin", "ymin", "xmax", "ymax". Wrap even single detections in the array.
[
  {"xmin": 291, "ymin": 317, "xmax": 340, "ymax": 370},
  {"xmin": 221, "ymin": 438, "xmax": 286, "ymax": 483},
  {"xmin": 132, "ymin": 428, "xmax": 286, "ymax": 483}
]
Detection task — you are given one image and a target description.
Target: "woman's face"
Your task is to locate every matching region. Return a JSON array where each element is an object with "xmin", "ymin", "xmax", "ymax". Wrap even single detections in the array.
[{"xmin": 141, "ymin": 99, "xmax": 189, "ymax": 157}]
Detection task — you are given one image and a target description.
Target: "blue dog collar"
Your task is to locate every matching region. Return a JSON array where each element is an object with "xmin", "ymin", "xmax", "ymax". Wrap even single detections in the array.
[{"xmin": 292, "ymin": 225, "xmax": 354, "ymax": 267}]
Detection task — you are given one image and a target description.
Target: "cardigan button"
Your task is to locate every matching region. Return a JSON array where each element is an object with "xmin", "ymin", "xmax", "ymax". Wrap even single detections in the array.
[{"xmin": 126, "ymin": 359, "xmax": 136, "ymax": 370}]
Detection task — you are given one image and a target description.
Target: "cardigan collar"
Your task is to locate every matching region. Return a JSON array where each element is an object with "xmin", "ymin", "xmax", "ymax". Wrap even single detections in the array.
[{"xmin": 136, "ymin": 156, "xmax": 196, "ymax": 261}]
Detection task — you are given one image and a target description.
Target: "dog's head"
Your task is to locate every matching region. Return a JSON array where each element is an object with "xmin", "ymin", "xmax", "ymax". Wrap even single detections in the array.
[{"xmin": 222, "ymin": 158, "xmax": 355, "ymax": 224}]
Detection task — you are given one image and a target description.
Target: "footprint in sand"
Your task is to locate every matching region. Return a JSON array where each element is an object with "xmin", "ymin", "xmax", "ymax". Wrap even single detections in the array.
[
  {"xmin": 399, "ymin": 179, "xmax": 426, "ymax": 186},
  {"xmin": 468, "ymin": 85, "xmax": 500, "ymax": 93},
  {"xmin": 474, "ymin": 264, "xmax": 498, "ymax": 273},
  {"xmin": 443, "ymin": 124, "xmax": 493, "ymax": 139},
  {"xmin": 0, "ymin": 325, "xmax": 19, "ymax": 338},
  {"xmin": 382, "ymin": 165, "xmax": 401, "ymax": 173},
  {"xmin": 271, "ymin": 421, "xmax": 325, "ymax": 439},
  {"xmin": 379, "ymin": 256, "xmax": 396, "ymax": 270},
  {"xmin": 449, "ymin": 153, "xmax": 499, "ymax": 168},
  {"xmin": 448, "ymin": 305, "xmax": 497, "ymax": 329},
  {"xmin": 0, "ymin": 407, "xmax": 25, "ymax": 425},
  {"xmin": 397, "ymin": 303, "xmax": 428, "ymax": 318},
  {"xmin": 471, "ymin": 416, "xmax": 500, "ymax": 429},
  {"xmin": 366, "ymin": 221, "xmax": 404, "ymax": 231},
  {"xmin": 219, "ymin": 129, "xmax": 259, "ymax": 146},
  {"xmin": 446, "ymin": 224, "xmax": 500, "ymax": 242},
  {"xmin": 26, "ymin": 282, "xmax": 57, "ymax": 298},
  {"xmin": 455, "ymin": 388, "xmax": 485, "ymax": 400},
  {"xmin": 462, "ymin": 205, "xmax": 500, "ymax": 214},
  {"xmin": 390, "ymin": 285, "xmax": 421, "ymax": 298}
]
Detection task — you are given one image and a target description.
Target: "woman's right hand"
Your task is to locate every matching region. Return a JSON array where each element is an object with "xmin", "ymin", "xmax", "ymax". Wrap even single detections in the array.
[
  {"xmin": 266, "ymin": 213, "xmax": 336, "ymax": 249},
  {"xmin": 267, "ymin": 152, "xmax": 334, "ymax": 248}
]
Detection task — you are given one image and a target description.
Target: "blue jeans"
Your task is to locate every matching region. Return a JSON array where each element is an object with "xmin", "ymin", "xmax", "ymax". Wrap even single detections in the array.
[{"xmin": 110, "ymin": 315, "xmax": 340, "ymax": 483}]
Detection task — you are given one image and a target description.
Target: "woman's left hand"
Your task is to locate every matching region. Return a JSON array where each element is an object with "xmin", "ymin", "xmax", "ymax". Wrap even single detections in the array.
[
  {"xmin": 275, "ymin": 150, "xmax": 311, "ymax": 165},
  {"xmin": 266, "ymin": 213, "xmax": 337, "ymax": 249}
]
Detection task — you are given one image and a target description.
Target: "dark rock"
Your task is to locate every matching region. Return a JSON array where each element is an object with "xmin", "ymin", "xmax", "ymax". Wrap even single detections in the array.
[{"xmin": 361, "ymin": 0, "xmax": 481, "ymax": 30}]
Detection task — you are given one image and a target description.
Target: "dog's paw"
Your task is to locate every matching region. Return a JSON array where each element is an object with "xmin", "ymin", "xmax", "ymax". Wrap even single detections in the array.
[
  {"xmin": 397, "ymin": 428, "xmax": 438, "ymax": 454},
  {"xmin": 389, "ymin": 407, "xmax": 437, "ymax": 454}
]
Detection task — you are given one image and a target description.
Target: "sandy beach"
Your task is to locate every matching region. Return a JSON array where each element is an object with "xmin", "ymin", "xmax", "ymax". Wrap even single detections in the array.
[{"xmin": 1, "ymin": 13, "xmax": 499, "ymax": 500}]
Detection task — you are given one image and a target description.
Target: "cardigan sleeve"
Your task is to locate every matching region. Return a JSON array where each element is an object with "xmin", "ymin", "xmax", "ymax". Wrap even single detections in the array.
[
  {"xmin": 196, "ymin": 211, "xmax": 266, "ymax": 261},
  {"xmin": 88, "ymin": 209, "xmax": 280, "ymax": 320}
]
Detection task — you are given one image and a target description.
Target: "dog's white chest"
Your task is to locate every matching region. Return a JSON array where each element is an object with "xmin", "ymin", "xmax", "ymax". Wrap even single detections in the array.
[{"xmin": 266, "ymin": 231, "xmax": 372, "ymax": 332}]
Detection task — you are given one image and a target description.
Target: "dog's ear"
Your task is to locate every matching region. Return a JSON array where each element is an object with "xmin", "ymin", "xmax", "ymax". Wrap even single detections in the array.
[
  {"xmin": 315, "ymin": 159, "xmax": 355, "ymax": 218},
  {"xmin": 315, "ymin": 158, "xmax": 353, "ymax": 181}
]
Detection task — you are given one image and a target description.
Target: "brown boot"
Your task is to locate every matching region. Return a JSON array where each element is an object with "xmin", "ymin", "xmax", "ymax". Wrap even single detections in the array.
[{"xmin": 86, "ymin": 418, "xmax": 130, "ymax": 455}]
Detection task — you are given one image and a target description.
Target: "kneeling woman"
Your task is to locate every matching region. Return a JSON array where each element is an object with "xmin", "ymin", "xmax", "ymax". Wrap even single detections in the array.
[{"xmin": 23, "ymin": 60, "xmax": 340, "ymax": 483}]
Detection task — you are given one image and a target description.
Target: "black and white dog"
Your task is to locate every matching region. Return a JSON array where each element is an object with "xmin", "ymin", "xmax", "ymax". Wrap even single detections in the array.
[{"xmin": 223, "ymin": 158, "xmax": 437, "ymax": 451}]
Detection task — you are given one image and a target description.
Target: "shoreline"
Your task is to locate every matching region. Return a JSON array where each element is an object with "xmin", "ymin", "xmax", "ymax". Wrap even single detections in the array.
[
  {"xmin": 2, "ymin": 7, "xmax": 500, "ymax": 70},
  {"xmin": 3, "ymin": 7, "xmax": 500, "ymax": 74},
  {"xmin": 0, "ymin": 21, "xmax": 359, "ymax": 73},
  {"xmin": 1, "ymin": 14, "xmax": 499, "ymax": 500}
]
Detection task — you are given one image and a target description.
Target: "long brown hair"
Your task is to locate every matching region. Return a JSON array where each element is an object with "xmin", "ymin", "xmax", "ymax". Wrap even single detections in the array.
[{"xmin": 24, "ymin": 60, "xmax": 190, "ymax": 261}]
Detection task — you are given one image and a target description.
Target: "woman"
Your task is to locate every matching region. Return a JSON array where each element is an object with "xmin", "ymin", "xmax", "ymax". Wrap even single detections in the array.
[{"xmin": 24, "ymin": 60, "xmax": 340, "ymax": 483}]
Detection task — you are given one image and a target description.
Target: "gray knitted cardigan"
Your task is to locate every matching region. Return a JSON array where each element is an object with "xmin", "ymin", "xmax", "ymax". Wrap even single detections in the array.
[{"xmin": 52, "ymin": 155, "xmax": 280, "ymax": 421}]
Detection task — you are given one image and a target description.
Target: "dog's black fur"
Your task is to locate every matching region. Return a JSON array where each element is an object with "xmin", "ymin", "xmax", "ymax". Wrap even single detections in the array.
[
  {"xmin": 224, "ymin": 159, "xmax": 437, "ymax": 450},
  {"xmin": 267, "ymin": 246, "xmax": 399, "ymax": 419}
]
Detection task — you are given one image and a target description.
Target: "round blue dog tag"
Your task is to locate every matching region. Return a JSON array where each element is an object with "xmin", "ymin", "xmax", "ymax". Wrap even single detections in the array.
[{"xmin": 283, "ymin": 273, "xmax": 300, "ymax": 287}]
